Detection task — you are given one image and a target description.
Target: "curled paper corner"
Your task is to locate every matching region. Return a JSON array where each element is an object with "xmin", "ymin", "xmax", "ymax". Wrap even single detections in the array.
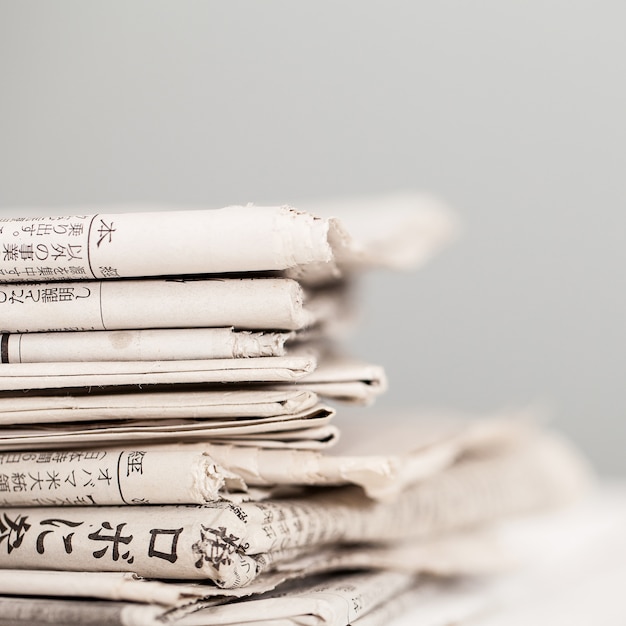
[{"xmin": 296, "ymin": 190, "xmax": 461, "ymax": 276}]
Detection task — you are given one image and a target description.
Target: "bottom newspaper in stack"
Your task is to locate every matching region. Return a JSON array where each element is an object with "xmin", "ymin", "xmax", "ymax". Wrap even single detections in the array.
[{"xmin": 0, "ymin": 410, "xmax": 598, "ymax": 626}]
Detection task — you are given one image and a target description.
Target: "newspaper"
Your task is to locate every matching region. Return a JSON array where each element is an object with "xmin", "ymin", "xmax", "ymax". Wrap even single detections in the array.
[
  {"xmin": 0, "ymin": 418, "xmax": 531, "ymax": 505},
  {"xmin": 0, "ymin": 328, "xmax": 290, "ymax": 363},
  {"xmin": 0, "ymin": 571, "xmax": 416, "ymax": 626},
  {"xmin": 0, "ymin": 432, "xmax": 588, "ymax": 585},
  {"xmin": 0, "ymin": 405, "xmax": 337, "ymax": 452},
  {"xmin": 0, "ymin": 354, "xmax": 317, "ymax": 391},
  {"xmin": 2, "ymin": 487, "xmax": 624, "ymax": 626},
  {"xmin": 5, "ymin": 533, "xmax": 625, "ymax": 626},
  {"xmin": 0, "ymin": 388, "xmax": 320, "ymax": 425},
  {"xmin": 0, "ymin": 529, "xmax": 509, "ymax": 605},
  {"xmin": 0, "ymin": 197, "xmax": 456, "ymax": 284},
  {"xmin": 8, "ymin": 488, "xmax": 621, "ymax": 626},
  {"xmin": 0, "ymin": 277, "xmax": 316, "ymax": 333},
  {"xmin": 0, "ymin": 206, "xmax": 333, "ymax": 281},
  {"xmin": 0, "ymin": 447, "xmax": 248, "ymax": 506},
  {"xmin": 187, "ymin": 418, "xmax": 536, "ymax": 500}
]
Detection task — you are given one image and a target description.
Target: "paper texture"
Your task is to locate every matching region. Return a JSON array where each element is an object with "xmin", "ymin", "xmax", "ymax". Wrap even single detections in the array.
[
  {"xmin": 0, "ymin": 328, "xmax": 289, "ymax": 363},
  {"xmin": 0, "ymin": 278, "xmax": 315, "ymax": 333},
  {"xmin": 0, "ymin": 432, "xmax": 587, "ymax": 585}
]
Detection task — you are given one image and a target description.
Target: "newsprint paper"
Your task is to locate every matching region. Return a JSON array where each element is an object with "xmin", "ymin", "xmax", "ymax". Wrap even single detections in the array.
[{"xmin": 0, "ymin": 405, "xmax": 338, "ymax": 452}]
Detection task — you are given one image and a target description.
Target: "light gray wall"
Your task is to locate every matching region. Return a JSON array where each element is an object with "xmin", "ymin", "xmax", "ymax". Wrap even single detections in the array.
[{"xmin": 1, "ymin": 1, "xmax": 624, "ymax": 473}]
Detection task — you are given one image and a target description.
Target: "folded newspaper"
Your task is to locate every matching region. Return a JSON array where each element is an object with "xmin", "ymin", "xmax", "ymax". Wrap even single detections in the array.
[
  {"xmin": 0, "ymin": 194, "xmax": 456, "ymax": 283},
  {"xmin": 0, "ymin": 196, "xmax": 599, "ymax": 625}
]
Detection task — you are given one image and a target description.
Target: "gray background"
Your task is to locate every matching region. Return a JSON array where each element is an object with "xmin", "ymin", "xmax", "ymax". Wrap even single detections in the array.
[{"xmin": 0, "ymin": 1, "xmax": 624, "ymax": 473}]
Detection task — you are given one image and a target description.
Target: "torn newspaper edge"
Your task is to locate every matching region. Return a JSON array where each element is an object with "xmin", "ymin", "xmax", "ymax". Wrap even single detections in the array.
[
  {"xmin": 0, "ymin": 197, "xmax": 456, "ymax": 284},
  {"xmin": 0, "ymin": 328, "xmax": 290, "ymax": 363},
  {"xmin": 0, "ymin": 278, "xmax": 316, "ymax": 333},
  {"xmin": 0, "ymin": 432, "xmax": 589, "ymax": 585},
  {"xmin": 0, "ymin": 448, "xmax": 248, "ymax": 506},
  {"xmin": 289, "ymin": 192, "xmax": 459, "ymax": 285},
  {"xmin": 185, "ymin": 417, "xmax": 537, "ymax": 501}
]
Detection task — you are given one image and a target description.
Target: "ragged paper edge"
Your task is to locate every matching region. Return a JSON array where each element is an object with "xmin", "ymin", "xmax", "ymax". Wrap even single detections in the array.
[{"xmin": 288, "ymin": 192, "xmax": 460, "ymax": 285}]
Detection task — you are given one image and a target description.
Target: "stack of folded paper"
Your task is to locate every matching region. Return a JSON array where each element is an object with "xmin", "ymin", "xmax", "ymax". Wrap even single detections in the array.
[{"xmin": 0, "ymin": 197, "xmax": 593, "ymax": 625}]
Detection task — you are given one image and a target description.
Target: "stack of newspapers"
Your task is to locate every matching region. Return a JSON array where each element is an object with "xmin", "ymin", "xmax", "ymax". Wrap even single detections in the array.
[{"xmin": 0, "ymin": 197, "xmax": 596, "ymax": 625}]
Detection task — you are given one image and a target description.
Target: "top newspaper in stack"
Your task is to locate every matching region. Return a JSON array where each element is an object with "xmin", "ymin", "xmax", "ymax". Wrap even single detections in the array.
[
  {"xmin": 0, "ymin": 206, "xmax": 333, "ymax": 281},
  {"xmin": 0, "ymin": 198, "xmax": 455, "ymax": 283}
]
